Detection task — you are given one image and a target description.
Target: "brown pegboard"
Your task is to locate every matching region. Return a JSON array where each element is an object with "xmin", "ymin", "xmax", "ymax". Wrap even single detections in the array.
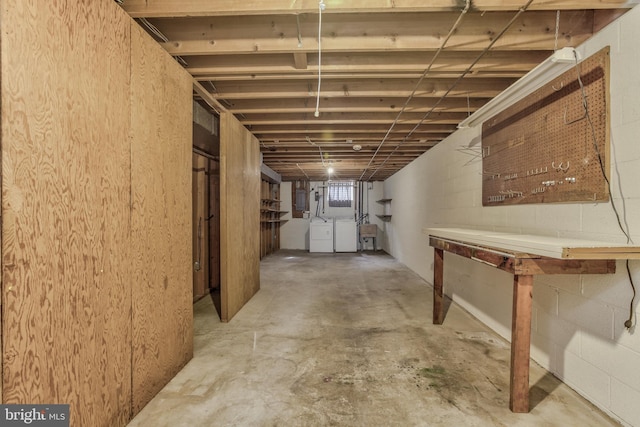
[{"xmin": 482, "ymin": 47, "xmax": 610, "ymax": 206}]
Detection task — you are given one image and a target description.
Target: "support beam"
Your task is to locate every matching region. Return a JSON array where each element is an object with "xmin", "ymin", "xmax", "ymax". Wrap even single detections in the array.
[
  {"xmin": 293, "ymin": 52, "xmax": 308, "ymax": 70},
  {"xmin": 122, "ymin": 0, "xmax": 636, "ymax": 18},
  {"xmin": 193, "ymin": 80, "xmax": 226, "ymax": 113},
  {"xmin": 153, "ymin": 12, "xmax": 593, "ymax": 56},
  {"xmin": 509, "ymin": 274, "xmax": 533, "ymax": 413}
]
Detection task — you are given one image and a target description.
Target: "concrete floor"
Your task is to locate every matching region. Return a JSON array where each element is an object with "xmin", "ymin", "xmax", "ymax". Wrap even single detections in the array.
[{"xmin": 129, "ymin": 250, "xmax": 619, "ymax": 426}]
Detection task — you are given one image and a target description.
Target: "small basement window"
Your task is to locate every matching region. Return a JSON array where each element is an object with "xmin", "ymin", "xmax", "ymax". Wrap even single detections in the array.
[{"xmin": 328, "ymin": 181, "xmax": 354, "ymax": 208}]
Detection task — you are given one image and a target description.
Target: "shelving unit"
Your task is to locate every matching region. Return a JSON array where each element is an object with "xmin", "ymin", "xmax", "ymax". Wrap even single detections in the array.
[
  {"xmin": 261, "ymin": 179, "xmax": 288, "ymax": 258},
  {"xmin": 376, "ymin": 198, "xmax": 392, "ymax": 221}
]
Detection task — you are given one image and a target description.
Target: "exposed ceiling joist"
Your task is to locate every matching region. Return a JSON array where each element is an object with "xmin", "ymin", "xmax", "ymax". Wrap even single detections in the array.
[
  {"xmin": 122, "ymin": 0, "xmax": 637, "ymax": 18},
  {"xmin": 121, "ymin": 1, "xmax": 637, "ymax": 180}
]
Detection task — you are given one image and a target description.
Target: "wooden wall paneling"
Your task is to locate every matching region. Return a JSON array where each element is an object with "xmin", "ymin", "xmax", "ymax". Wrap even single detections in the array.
[
  {"xmin": 130, "ymin": 23, "xmax": 193, "ymax": 414},
  {"xmin": 1, "ymin": 1, "xmax": 132, "ymax": 425},
  {"xmin": 220, "ymin": 112, "xmax": 260, "ymax": 322}
]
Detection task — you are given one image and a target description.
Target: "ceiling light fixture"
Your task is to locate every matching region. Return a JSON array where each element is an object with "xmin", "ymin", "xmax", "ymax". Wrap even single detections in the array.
[
  {"xmin": 314, "ymin": 0, "xmax": 325, "ymax": 118},
  {"xmin": 327, "ymin": 166, "xmax": 334, "ymax": 174},
  {"xmin": 352, "ymin": 144, "xmax": 362, "ymax": 151},
  {"xmin": 458, "ymin": 47, "xmax": 580, "ymax": 128}
]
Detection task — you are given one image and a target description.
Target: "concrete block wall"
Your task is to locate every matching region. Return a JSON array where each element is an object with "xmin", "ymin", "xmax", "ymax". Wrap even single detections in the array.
[{"xmin": 383, "ymin": 6, "xmax": 640, "ymax": 426}]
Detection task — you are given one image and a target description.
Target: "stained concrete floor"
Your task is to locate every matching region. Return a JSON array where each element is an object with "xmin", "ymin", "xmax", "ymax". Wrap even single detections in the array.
[{"xmin": 129, "ymin": 250, "xmax": 619, "ymax": 427}]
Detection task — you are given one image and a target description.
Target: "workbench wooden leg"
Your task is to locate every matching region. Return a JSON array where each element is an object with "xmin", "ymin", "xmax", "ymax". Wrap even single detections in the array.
[
  {"xmin": 433, "ymin": 248, "xmax": 444, "ymax": 325},
  {"xmin": 510, "ymin": 274, "xmax": 533, "ymax": 413}
]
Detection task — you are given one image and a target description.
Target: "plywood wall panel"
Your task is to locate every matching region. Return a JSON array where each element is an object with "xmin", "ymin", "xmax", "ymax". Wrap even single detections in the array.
[
  {"xmin": 220, "ymin": 112, "xmax": 260, "ymax": 322},
  {"xmin": 130, "ymin": 23, "xmax": 193, "ymax": 414},
  {"xmin": 1, "ymin": 1, "xmax": 132, "ymax": 426}
]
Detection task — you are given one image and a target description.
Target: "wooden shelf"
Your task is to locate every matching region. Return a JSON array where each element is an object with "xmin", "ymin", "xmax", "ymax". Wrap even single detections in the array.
[
  {"xmin": 377, "ymin": 198, "xmax": 392, "ymax": 221},
  {"xmin": 261, "ymin": 181, "xmax": 284, "ymax": 258}
]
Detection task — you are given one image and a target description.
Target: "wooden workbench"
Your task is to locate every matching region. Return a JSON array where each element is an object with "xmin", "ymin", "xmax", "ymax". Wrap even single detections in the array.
[{"xmin": 424, "ymin": 227, "xmax": 640, "ymax": 413}]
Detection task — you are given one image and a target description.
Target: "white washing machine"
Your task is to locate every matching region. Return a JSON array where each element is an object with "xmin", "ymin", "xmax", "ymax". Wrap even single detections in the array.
[
  {"xmin": 309, "ymin": 217, "xmax": 334, "ymax": 252},
  {"xmin": 334, "ymin": 217, "xmax": 358, "ymax": 253}
]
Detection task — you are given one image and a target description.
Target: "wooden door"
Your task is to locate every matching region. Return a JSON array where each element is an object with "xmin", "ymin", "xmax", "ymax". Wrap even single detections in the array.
[
  {"xmin": 193, "ymin": 154, "xmax": 210, "ymax": 301},
  {"xmin": 208, "ymin": 159, "xmax": 221, "ymax": 292}
]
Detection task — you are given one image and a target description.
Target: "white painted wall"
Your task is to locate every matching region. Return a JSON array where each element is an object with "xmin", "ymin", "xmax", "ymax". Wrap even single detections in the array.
[
  {"xmin": 280, "ymin": 181, "xmax": 308, "ymax": 250},
  {"xmin": 383, "ymin": 7, "xmax": 640, "ymax": 427},
  {"xmin": 280, "ymin": 180, "xmax": 387, "ymax": 251}
]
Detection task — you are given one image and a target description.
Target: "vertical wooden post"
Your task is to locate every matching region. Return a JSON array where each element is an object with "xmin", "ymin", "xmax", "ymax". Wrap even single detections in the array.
[
  {"xmin": 433, "ymin": 248, "xmax": 444, "ymax": 324},
  {"xmin": 509, "ymin": 274, "xmax": 534, "ymax": 413}
]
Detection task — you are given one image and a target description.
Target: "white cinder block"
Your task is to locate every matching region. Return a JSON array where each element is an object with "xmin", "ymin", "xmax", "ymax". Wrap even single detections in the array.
[
  {"xmin": 622, "ymin": 84, "xmax": 640, "ymax": 126},
  {"xmin": 613, "ymin": 306, "xmax": 640, "ymax": 354},
  {"xmin": 532, "ymin": 282, "xmax": 559, "ymax": 315},
  {"xmin": 535, "ymin": 308, "xmax": 580, "ymax": 355},
  {"xmin": 530, "ymin": 332, "xmax": 554, "ymax": 371},
  {"xmin": 479, "ymin": 206, "xmax": 508, "ymax": 227},
  {"xmin": 534, "ymin": 203, "xmax": 583, "ymax": 233},
  {"xmin": 581, "ymin": 333, "xmax": 640, "ymax": 391},
  {"xmin": 504, "ymin": 204, "xmax": 537, "ymax": 229},
  {"xmin": 559, "ymin": 350, "xmax": 611, "ymax": 408},
  {"xmin": 581, "ymin": 201, "xmax": 638, "ymax": 239},
  {"xmin": 557, "ymin": 291, "xmax": 614, "ymax": 340},
  {"xmin": 581, "ymin": 265, "xmax": 636, "ymax": 310},
  {"xmin": 611, "ymin": 121, "xmax": 640, "ymax": 165},
  {"xmin": 611, "ymin": 378, "xmax": 640, "ymax": 427},
  {"xmin": 537, "ymin": 274, "xmax": 581, "ymax": 295}
]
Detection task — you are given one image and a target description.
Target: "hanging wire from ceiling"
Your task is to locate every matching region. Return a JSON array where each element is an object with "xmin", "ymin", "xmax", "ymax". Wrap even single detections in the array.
[
  {"xmin": 296, "ymin": 163, "xmax": 311, "ymax": 180},
  {"xmin": 357, "ymin": 0, "xmax": 471, "ymax": 181},
  {"xmin": 314, "ymin": 0, "xmax": 326, "ymax": 118},
  {"xmin": 306, "ymin": 136, "xmax": 327, "ymax": 167},
  {"xmin": 365, "ymin": 0, "xmax": 535, "ymax": 181}
]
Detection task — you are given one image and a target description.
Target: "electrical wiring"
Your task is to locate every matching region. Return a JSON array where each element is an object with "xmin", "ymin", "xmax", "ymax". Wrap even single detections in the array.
[
  {"xmin": 306, "ymin": 136, "xmax": 327, "ymax": 168},
  {"xmin": 358, "ymin": 0, "xmax": 471, "ymax": 181},
  {"xmin": 367, "ymin": 0, "xmax": 535, "ymax": 181},
  {"xmin": 314, "ymin": 0, "xmax": 325, "ymax": 118},
  {"xmin": 571, "ymin": 51, "xmax": 636, "ymax": 329},
  {"xmin": 296, "ymin": 163, "xmax": 310, "ymax": 180}
]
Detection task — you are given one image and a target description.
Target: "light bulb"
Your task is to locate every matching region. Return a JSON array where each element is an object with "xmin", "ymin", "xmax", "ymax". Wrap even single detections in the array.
[
  {"xmin": 314, "ymin": 110, "xmax": 320, "ymax": 117},
  {"xmin": 327, "ymin": 167, "xmax": 334, "ymax": 174}
]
